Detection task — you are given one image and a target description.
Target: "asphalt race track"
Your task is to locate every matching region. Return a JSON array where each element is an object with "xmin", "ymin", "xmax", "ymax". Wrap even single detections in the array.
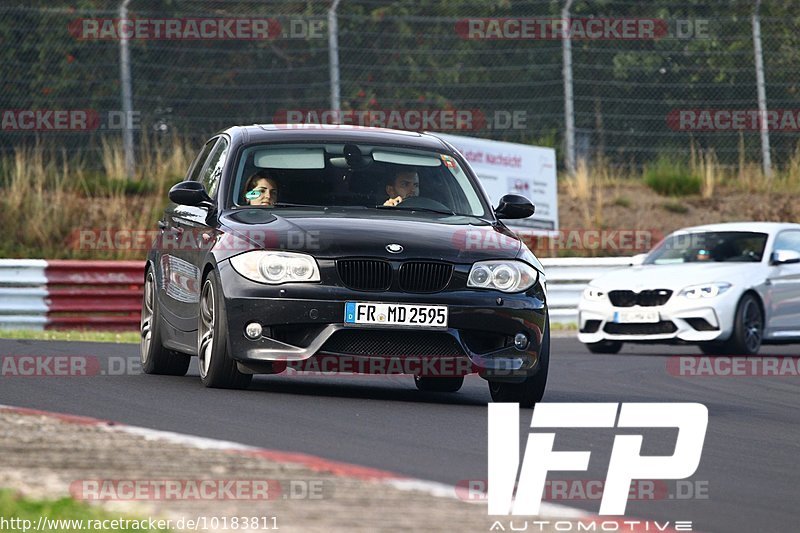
[{"xmin": 1, "ymin": 337, "xmax": 798, "ymax": 533}]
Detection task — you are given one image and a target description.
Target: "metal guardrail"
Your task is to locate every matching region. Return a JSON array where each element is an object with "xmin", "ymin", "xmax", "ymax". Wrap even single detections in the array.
[
  {"xmin": 0, "ymin": 258, "xmax": 633, "ymax": 329},
  {"xmin": 540, "ymin": 257, "xmax": 635, "ymax": 324}
]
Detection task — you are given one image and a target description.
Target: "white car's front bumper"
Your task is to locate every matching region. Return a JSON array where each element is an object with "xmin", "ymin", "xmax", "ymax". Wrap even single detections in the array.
[{"xmin": 577, "ymin": 289, "xmax": 740, "ymax": 344}]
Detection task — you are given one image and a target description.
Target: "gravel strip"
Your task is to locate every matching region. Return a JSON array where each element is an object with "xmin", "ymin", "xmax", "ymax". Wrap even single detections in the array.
[{"xmin": 0, "ymin": 410, "xmax": 572, "ymax": 532}]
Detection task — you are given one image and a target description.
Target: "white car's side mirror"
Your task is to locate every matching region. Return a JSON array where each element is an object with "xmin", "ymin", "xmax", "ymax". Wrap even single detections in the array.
[{"xmin": 770, "ymin": 249, "xmax": 800, "ymax": 265}]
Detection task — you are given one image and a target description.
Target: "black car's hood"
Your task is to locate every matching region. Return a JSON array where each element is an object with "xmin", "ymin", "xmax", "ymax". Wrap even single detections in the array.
[{"xmin": 218, "ymin": 209, "xmax": 521, "ymax": 263}]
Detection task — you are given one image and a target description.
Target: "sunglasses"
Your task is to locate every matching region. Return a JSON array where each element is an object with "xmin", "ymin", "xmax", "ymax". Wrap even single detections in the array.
[{"xmin": 245, "ymin": 187, "xmax": 277, "ymax": 200}]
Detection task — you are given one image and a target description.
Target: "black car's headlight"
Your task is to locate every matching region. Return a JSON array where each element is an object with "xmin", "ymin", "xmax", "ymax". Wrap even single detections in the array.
[
  {"xmin": 467, "ymin": 260, "xmax": 539, "ymax": 293},
  {"xmin": 230, "ymin": 251, "xmax": 321, "ymax": 284}
]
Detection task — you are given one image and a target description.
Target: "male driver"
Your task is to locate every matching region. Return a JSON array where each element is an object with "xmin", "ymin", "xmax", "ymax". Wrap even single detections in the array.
[{"xmin": 383, "ymin": 169, "xmax": 419, "ymax": 206}]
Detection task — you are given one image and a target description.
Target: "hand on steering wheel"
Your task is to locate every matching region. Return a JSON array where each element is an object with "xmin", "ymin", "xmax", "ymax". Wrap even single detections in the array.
[{"xmin": 383, "ymin": 196, "xmax": 403, "ymax": 206}]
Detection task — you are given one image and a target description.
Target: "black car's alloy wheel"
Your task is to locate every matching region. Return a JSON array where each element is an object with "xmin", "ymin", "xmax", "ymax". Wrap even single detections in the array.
[
  {"xmin": 488, "ymin": 317, "xmax": 549, "ymax": 407},
  {"xmin": 140, "ymin": 270, "xmax": 190, "ymax": 376},
  {"xmin": 198, "ymin": 271, "xmax": 252, "ymax": 389}
]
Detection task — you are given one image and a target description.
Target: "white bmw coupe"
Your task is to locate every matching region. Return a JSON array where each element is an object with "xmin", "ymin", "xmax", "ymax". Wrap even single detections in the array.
[{"xmin": 578, "ymin": 222, "xmax": 800, "ymax": 355}]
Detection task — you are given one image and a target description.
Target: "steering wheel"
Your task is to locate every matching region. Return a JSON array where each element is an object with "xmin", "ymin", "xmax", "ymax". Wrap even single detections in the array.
[{"xmin": 396, "ymin": 196, "xmax": 452, "ymax": 212}]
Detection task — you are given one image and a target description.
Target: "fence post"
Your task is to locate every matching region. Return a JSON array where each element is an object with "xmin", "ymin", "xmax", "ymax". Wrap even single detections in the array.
[
  {"xmin": 119, "ymin": 0, "xmax": 135, "ymax": 179},
  {"xmin": 328, "ymin": 0, "xmax": 343, "ymax": 119},
  {"xmin": 562, "ymin": 0, "xmax": 576, "ymax": 177},
  {"xmin": 752, "ymin": 0, "xmax": 772, "ymax": 179}
]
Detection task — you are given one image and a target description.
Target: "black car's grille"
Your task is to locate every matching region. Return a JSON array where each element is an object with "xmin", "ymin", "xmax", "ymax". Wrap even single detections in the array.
[
  {"xmin": 608, "ymin": 289, "xmax": 672, "ymax": 307},
  {"xmin": 320, "ymin": 329, "xmax": 466, "ymax": 357},
  {"xmin": 603, "ymin": 321, "xmax": 677, "ymax": 335},
  {"xmin": 398, "ymin": 262, "xmax": 453, "ymax": 293},
  {"xmin": 337, "ymin": 260, "xmax": 392, "ymax": 291},
  {"xmin": 336, "ymin": 259, "xmax": 453, "ymax": 293}
]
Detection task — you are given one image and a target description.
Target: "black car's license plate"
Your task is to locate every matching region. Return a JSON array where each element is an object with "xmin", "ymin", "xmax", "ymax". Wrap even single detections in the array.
[{"xmin": 344, "ymin": 302, "xmax": 448, "ymax": 328}]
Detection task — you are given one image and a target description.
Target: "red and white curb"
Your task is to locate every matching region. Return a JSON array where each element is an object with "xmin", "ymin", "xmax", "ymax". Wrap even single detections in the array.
[
  {"xmin": 0, "ymin": 404, "xmax": 685, "ymax": 531},
  {"xmin": 0, "ymin": 259, "xmax": 143, "ymax": 330}
]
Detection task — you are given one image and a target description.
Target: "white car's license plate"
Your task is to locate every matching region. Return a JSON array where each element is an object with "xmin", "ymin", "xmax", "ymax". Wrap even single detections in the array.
[
  {"xmin": 613, "ymin": 310, "xmax": 660, "ymax": 323},
  {"xmin": 344, "ymin": 302, "xmax": 448, "ymax": 328}
]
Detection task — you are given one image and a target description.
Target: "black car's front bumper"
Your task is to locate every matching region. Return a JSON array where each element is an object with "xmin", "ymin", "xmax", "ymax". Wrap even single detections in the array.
[{"xmin": 217, "ymin": 261, "xmax": 547, "ymax": 380}]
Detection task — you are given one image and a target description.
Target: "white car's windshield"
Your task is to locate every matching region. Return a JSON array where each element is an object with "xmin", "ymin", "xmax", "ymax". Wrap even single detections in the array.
[
  {"xmin": 231, "ymin": 143, "xmax": 487, "ymax": 218},
  {"xmin": 645, "ymin": 231, "xmax": 768, "ymax": 264}
]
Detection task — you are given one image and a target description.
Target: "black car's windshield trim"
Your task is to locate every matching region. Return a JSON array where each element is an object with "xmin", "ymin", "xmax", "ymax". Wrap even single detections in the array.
[
  {"xmin": 224, "ymin": 139, "xmax": 496, "ymax": 220},
  {"xmin": 372, "ymin": 204, "xmax": 493, "ymax": 223}
]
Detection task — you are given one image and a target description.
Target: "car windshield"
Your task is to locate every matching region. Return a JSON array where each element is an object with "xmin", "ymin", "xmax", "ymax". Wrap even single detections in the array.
[
  {"xmin": 230, "ymin": 142, "xmax": 488, "ymax": 218},
  {"xmin": 644, "ymin": 231, "xmax": 768, "ymax": 264}
]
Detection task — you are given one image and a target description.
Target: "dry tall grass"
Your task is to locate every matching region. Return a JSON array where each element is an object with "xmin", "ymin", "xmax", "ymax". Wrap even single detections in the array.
[{"xmin": 0, "ymin": 135, "xmax": 192, "ymax": 259}]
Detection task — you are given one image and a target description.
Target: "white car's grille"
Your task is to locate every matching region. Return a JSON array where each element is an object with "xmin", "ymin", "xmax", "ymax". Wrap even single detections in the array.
[{"xmin": 608, "ymin": 289, "xmax": 672, "ymax": 307}]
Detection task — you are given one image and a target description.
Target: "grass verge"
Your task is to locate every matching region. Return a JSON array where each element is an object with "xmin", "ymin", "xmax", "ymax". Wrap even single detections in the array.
[
  {"xmin": 0, "ymin": 330, "xmax": 139, "ymax": 343},
  {"xmin": 0, "ymin": 489, "xmax": 170, "ymax": 532}
]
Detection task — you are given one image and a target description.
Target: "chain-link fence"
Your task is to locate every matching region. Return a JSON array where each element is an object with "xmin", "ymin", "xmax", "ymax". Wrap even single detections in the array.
[{"xmin": 2, "ymin": 0, "xmax": 799, "ymax": 175}]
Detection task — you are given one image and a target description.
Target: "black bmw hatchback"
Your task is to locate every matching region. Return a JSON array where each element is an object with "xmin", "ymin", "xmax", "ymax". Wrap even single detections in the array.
[{"xmin": 141, "ymin": 124, "xmax": 549, "ymax": 406}]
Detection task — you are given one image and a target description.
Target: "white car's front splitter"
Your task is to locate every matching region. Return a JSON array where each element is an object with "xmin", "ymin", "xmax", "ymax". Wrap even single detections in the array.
[{"xmin": 577, "ymin": 292, "xmax": 739, "ymax": 344}]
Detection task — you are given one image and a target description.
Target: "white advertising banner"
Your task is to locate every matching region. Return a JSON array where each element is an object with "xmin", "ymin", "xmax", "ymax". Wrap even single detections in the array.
[{"xmin": 435, "ymin": 133, "xmax": 558, "ymax": 231}]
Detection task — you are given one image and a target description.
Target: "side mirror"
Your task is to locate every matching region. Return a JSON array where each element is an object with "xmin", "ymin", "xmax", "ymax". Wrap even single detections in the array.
[
  {"xmin": 770, "ymin": 249, "xmax": 800, "ymax": 265},
  {"xmin": 494, "ymin": 194, "xmax": 535, "ymax": 220},
  {"xmin": 631, "ymin": 253, "xmax": 647, "ymax": 266},
  {"xmin": 169, "ymin": 181, "xmax": 213, "ymax": 208}
]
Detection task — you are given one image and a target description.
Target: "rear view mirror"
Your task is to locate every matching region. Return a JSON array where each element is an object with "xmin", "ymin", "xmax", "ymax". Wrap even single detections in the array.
[{"xmin": 494, "ymin": 194, "xmax": 535, "ymax": 219}]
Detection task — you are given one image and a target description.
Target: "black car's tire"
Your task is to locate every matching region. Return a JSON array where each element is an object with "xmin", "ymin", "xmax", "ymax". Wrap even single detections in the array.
[
  {"xmin": 488, "ymin": 318, "xmax": 550, "ymax": 408},
  {"xmin": 721, "ymin": 293, "xmax": 763, "ymax": 355},
  {"xmin": 140, "ymin": 269, "xmax": 191, "ymax": 376},
  {"xmin": 585, "ymin": 340, "xmax": 623, "ymax": 354},
  {"xmin": 414, "ymin": 375, "xmax": 464, "ymax": 393},
  {"xmin": 198, "ymin": 271, "xmax": 252, "ymax": 389}
]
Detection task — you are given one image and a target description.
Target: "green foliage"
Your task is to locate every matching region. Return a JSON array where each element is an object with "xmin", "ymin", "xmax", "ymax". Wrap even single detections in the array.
[
  {"xmin": 643, "ymin": 158, "xmax": 702, "ymax": 196},
  {"xmin": 0, "ymin": 490, "xmax": 170, "ymax": 532}
]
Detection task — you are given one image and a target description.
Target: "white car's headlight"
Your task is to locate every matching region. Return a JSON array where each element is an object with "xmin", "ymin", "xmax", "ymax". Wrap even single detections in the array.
[
  {"xmin": 230, "ymin": 251, "xmax": 320, "ymax": 284},
  {"xmin": 582, "ymin": 286, "xmax": 607, "ymax": 301},
  {"xmin": 467, "ymin": 260, "xmax": 539, "ymax": 293},
  {"xmin": 679, "ymin": 282, "xmax": 731, "ymax": 299}
]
